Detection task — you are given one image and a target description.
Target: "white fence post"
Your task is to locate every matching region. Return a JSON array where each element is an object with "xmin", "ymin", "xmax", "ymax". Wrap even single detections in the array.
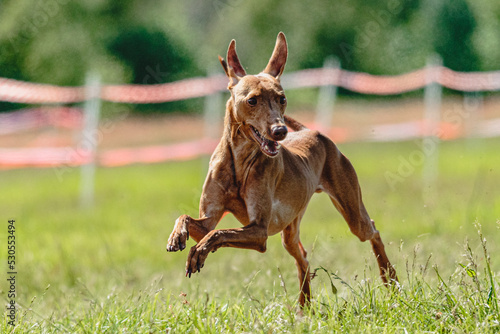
[
  {"xmin": 203, "ymin": 72, "xmax": 223, "ymax": 143},
  {"xmin": 80, "ymin": 72, "xmax": 101, "ymax": 208},
  {"xmin": 202, "ymin": 69, "xmax": 223, "ymax": 176},
  {"xmin": 314, "ymin": 56, "xmax": 339, "ymax": 133},
  {"xmin": 464, "ymin": 92, "xmax": 482, "ymax": 150},
  {"xmin": 422, "ymin": 55, "xmax": 442, "ymax": 204}
]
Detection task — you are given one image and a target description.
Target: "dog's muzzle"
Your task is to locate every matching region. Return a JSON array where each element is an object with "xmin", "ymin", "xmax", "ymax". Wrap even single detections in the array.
[{"xmin": 250, "ymin": 125, "xmax": 287, "ymax": 157}]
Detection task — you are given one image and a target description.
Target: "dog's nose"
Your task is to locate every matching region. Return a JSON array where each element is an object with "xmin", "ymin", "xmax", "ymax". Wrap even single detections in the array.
[{"xmin": 271, "ymin": 125, "xmax": 288, "ymax": 141}]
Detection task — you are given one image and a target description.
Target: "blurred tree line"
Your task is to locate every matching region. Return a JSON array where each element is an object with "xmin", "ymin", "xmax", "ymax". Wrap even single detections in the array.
[{"xmin": 0, "ymin": 0, "xmax": 499, "ymax": 113}]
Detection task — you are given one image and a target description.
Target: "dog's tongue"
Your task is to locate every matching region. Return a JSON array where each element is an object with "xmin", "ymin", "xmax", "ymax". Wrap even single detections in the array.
[{"xmin": 261, "ymin": 139, "xmax": 280, "ymax": 156}]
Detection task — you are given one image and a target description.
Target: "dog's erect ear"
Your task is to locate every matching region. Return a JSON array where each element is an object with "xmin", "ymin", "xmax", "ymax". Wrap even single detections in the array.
[
  {"xmin": 263, "ymin": 32, "xmax": 287, "ymax": 79},
  {"xmin": 219, "ymin": 39, "xmax": 246, "ymax": 87},
  {"xmin": 226, "ymin": 40, "xmax": 247, "ymax": 77}
]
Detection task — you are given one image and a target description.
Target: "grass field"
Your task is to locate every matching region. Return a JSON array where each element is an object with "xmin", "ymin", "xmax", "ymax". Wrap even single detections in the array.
[{"xmin": 1, "ymin": 138, "xmax": 499, "ymax": 333}]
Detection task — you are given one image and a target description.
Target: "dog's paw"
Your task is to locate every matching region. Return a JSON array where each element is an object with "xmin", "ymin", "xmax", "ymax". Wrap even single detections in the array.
[
  {"xmin": 185, "ymin": 244, "xmax": 208, "ymax": 278},
  {"xmin": 166, "ymin": 215, "xmax": 190, "ymax": 252}
]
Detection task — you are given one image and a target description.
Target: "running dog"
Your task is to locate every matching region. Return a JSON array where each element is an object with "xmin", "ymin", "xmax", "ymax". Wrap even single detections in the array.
[{"xmin": 167, "ymin": 32, "xmax": 397, "ymax": 307}]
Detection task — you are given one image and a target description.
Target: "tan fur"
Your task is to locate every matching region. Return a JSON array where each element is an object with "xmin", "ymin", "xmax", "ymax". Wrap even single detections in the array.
[{"xmin": 167, "ymin": 32, "xmax": 397, "ymax": 307}]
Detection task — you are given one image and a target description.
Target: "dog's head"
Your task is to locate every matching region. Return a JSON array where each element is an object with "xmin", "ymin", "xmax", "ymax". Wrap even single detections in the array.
[{"xmin": 219, "ymin": 32, "xmax": 288, "ymax": 157}]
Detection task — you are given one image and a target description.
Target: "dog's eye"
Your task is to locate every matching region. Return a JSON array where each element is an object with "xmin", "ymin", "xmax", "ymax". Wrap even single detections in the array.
[
  {"xmin": 247, "ymin": 97, "xmax": 257, "ymax": 106},
  {"xmin": 279, "ymin": 96, "xmax": 287, "ymax": 105}
]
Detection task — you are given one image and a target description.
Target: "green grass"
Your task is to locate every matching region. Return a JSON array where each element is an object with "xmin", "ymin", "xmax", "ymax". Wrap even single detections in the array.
[{"xmin": 1, "ymin": 138, "xmax": 499, "ymax": 333}]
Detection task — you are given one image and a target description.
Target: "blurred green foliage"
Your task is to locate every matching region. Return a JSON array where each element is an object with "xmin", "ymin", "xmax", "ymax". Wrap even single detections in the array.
[{"xmin": 0, "ymin": 0, "xmax": 499, "ymax": 112}]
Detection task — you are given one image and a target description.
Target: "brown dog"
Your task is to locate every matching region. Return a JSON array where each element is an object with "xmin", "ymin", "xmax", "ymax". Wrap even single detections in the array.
[{"xmin": 167, "ymin": 32, "xmax": 397, "ymax": 307}]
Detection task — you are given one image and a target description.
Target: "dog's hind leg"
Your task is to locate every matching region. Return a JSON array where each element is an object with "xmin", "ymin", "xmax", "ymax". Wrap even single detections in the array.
[
  {"xmin": 281, "ymin": 218, "xmax": 311, "ymax": 308},
  {"xmin": 319, "ymin": 140, "xmax": 398, "ymax": 283},
  {"xmin": 368, "ymin": 222, "xmax": 398, "ymax": 284}
]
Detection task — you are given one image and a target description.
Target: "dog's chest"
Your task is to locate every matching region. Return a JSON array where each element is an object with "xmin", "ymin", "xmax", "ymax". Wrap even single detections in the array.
[{"xmin": 267, "ymin": 199, "xmax": 298, "ymax": 235}]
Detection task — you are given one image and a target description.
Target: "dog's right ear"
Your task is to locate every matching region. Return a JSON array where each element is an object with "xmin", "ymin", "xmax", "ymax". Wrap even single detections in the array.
[{"xmin": 219, "ymin": 39, "xmax": 246, "ymax": 88}]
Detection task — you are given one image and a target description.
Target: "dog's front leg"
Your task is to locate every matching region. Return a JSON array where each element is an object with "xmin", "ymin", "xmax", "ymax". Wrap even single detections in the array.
[
  {"xmin": 167, "ymin": 172, "xmax": 227, "ymax": 253},
  {"xmin": 167, "ymin": 209, "xmax": 226, "ymax": 253},
  {"xmin": 185, "ymin": 221, "xmax": 269, "ymax": 277},
  {"xmin": 167, "ymin": 215, "xmax": 215, "ymax": 252},
  {"xmin": 185, "ymin": 188, "xmax": 272, "ymax": 276}
]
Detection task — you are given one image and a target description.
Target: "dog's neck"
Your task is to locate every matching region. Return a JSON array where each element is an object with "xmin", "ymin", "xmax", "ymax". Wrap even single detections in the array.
[{"xmin": 222, "ymin": 99, "xmax": 239, "ymax": 142}]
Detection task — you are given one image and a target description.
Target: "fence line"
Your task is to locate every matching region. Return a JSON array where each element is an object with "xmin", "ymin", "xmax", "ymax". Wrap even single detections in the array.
[
  {"xmin": 1, "ymin": 66, "xmax": 499, "ymax": 105},
  {"xmin": 1, "ymin": 65, "xmax": 500, "ymax": 175},
  {"xmin": 2, "ymin": 115, "xmax": 500, "ymax": 168}
]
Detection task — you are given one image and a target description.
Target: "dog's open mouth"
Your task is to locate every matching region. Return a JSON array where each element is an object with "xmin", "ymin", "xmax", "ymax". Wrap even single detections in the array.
[{"xmin": 250, "ymin": 126, "xmax": 281, "ymax": 157}]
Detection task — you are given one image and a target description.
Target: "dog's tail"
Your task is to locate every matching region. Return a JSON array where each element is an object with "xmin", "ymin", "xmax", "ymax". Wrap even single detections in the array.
[{"xmin": 284, "ymin": 115, "xmax": 307, "ymax": 132}]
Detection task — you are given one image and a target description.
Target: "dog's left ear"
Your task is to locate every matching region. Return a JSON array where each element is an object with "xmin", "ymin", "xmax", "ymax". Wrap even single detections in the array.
[{"xmin": 263, "ymin": 32, "xmax": 288, "ymax": 80}]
